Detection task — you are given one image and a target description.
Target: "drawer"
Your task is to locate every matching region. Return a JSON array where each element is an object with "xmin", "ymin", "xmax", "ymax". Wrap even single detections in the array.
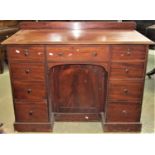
[
  {"xmin": 14, "ymin": 103, "xmax": 49, "ymax": 122},
  {"xmin": 109, "ymin": 80, "xmax": 143, "ymax": 101},
  {"xmin": 13, "ymin": 81, "xmax": 46, "ymax": 100},
  {"xmin": 10, "ymin": 63, "xmax": 45, "ymax": 81},
  {"xmin": 7, "ymin": 46, "xmax": 45, "ymax": 62},
  {"xmin": 47, "ymin": 45, "xmax": 109, "ymax": 62},
  {"xmin": 111, "ymin": 45, "xmax": 146, "ymax": 61},
  {"xmin": 106, "ymin": 103, "xmax": 141, "ymax": 122},
  {"xmin": 110, "ymin": 62, "xmax": 145, "ymax": 79}
]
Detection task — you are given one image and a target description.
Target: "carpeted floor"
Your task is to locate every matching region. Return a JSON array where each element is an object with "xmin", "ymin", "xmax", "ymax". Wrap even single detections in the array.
[{"xmin": 0, "ymin": 50, "xmax": 154, "ymax": 133}]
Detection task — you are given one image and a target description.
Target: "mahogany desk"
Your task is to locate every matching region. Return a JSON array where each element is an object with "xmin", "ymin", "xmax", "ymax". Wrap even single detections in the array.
[{"xmin": 2, "ymin": 22, "xmax": 154, "ymax": 132}]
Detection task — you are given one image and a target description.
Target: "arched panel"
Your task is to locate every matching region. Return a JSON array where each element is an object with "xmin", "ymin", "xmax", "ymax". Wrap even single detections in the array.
[{"xmin": 48, "ymin": 64, "xmax": 108, "ymax": 121}]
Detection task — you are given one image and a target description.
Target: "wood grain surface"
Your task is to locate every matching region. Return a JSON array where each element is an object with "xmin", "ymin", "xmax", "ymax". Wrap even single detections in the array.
[{"xmin": 2, "ymin": 30, "xmax": 154, "ymax": 45}]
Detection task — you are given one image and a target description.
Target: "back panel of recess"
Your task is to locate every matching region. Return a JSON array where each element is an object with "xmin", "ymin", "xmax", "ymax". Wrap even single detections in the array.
[{"xmin": 49, "ymin": 64, "xmax": 107, "ymax": 116}]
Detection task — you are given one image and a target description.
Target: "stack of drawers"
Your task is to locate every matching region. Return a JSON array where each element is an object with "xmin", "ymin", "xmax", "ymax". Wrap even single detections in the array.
[
  {"xmin": 7, "ymin": 45, "xmax": 51, "ymax": 132},
  {"xmin": 6, "ymin": 44, "xmax": 148, "ymax": 132},
  {"xmin": 105, "ymin": 45, "xmax": 148, "ymax": 132}
]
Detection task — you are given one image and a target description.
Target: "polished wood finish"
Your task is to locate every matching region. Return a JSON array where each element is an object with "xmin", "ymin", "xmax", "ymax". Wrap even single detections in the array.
[
  {"xmin": 47, "ymin": 45, "xmax": 109, "ymax": 62},
  {"xmin": 14, "ymin": 103, "xmax": 49, "ymax": 122},
  {"xmin": 106, "ymin": 103, "xmax": 141, "ymax": 122},
  {"xmin": 13, "ymin": 81, "xmax": 46, "ymax": 101},
  {"xmin": 111, "ymin": 45, "xmax": 147, "ymax": 61},
  {"xmin": 2, "ymin": 29, "xmax": 154, "ymax": 45},
  {"xmin": 50, "ymin": 64, "xmax": 107, "ymax": 114},
  {"xmin": 19, "ymin": 22, "xmax": 136, "ymax": 30},
  {"xmin": 109, "ymin": 80, "xmax": 143, "ymax": 101},
  {"xmin": 10, "ymin": 63, "xmax": 45, "ymax": 81},
  {"xmin": 1, "ymin": 22, "xmax": 153, "ymax": 132},
  {"xmin": 7, "ymin": 46, "xmax": 44, "ymax": 62},
  {"xmin": 110, "ymin": 62, "xmax": 145, "ymax": 79}
]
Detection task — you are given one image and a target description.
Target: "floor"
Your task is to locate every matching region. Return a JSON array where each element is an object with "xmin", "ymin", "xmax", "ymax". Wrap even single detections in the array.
[{"xmin": 0, "ymin": 50, "xmax": 154, "ymax": 133}]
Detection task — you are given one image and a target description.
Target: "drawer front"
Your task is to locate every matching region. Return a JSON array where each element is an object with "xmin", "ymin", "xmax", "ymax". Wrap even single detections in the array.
[
  {"xmin": 110, "ymin": 62, "xmax": 145, "ymax": 79},
  {"xmin": 106, "ymin": 103, "xmax": 141, "ymax": 122},
  {"xmin": 111, "ymin": 45, "xmax": 146, "ymax": 61},
  {"xmin": 109, "ymin": 80, "xmax": 143, "ymax": 101},
  {"xmin": 14, "ymin": 103, "xmax": 49, "ymax": 122},
  {"xmin": 10, "ymin": 63, "xmax": 45, "ymax": 81},
  {"xmin": 7, "ymin": 46, "xmax": 45, "ymax": 62},
  {"xmin": 13, "ymin": 81, "xmax": 46, "ymax": 100},
  {"xmin": 47, "ymin": 46, "xmax": 109, "ymax": 62}
]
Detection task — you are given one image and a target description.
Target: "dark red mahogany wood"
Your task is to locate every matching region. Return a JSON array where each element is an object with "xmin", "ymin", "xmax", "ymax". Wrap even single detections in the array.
[
  {"xmin": 19, "ymin": 21, "xmax": 136, "ymax": 30},
  {"xmin": 49, "ymin": 64, "xmax": 107, "ymax": 116},
  {"xmin": 1, "ymin": 21, "xmax": 153, "ymax": 132}
]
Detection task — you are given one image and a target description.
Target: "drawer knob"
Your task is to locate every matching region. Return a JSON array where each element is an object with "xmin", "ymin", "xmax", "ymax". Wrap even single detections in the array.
[
  {"xmin": 127, "ymin": 51, "xmax": 131, "ymax": 56},
  {"xmin": 122, "ymin": 110, "xmax": 127, "ymax": 114},
  {"xmin": 85, "ymin": 116, "xmax": 89, "ymax": 120},
  {"xmin": 25, "ymin": 69, "xmax": 30, "ymax": 74},
  {"xmin": 24, "ymin": 49, "xmax": 29, "ymax": 56},
  {"xmin": 126, "ymin": 47, "xmax": 131, "ymax": 55},
  {"xmin": 123, "ymin": 88, "xmax": 128, "ymax": 94},
  {"xmin": 58, "ymin": 52, "xmax": 64, "ymax": 56},
  {"xmin": 29, "ymin": 111, "xmax": 33, "ymax": 115},
  {"xmin": 125, "ymin": 68, "xmax": 129, "ymax": 73},
  {"xmin": 92, "ymin": 52, "xmax": 97, "ymax": 57},
  {"xmin": 27, "ymin": 89, "xmax": 32, "ymax": 94}
]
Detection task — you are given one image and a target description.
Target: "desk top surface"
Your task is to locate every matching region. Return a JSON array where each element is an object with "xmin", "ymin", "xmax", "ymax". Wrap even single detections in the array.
[{"xmin": 2, "ymin": 29, "xmax": 154, "ymax": 45}]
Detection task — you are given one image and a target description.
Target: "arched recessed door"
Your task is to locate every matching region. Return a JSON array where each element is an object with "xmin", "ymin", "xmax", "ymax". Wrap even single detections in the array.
[{"xmin": 49, "ymin": 64, "xmax": 107, "ymax": 121}]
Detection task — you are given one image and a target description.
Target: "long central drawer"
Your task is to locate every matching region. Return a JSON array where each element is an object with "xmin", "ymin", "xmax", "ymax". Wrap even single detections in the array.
[{"xmin": 47, "ymin": 45, "xmax": 109, "ymax": 62}]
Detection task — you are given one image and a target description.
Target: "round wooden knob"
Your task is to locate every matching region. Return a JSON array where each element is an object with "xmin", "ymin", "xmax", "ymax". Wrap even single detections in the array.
[
  {"xmin": 92, "ymin": 52, "xmax": 97, "ymax": 57},
  {"xmin": 24, "ymin": 49, "xmax": 29, "ymax": 56},
  {"xmin": 29, "ymin": 111, "xmax": 33, "ymax": 115},
  {"xmin": 25, "ymin": 69, "xmax": 30, "ymax": 74},
  {"xmin": 125, "ymin": 68, "xmax": 129, "ymax": 73},
  {"xmin": 123, "ymin": 88, "xmax": 128, "ymax": 94},
  {"xmin": 58, "ymin": 52, "xmax": 64, "ymax": 56},
  {"xmin": 85, "ymin": 116, "xmax": 89, "ymax": 120},
  {"xmin": 122, "ymin": 110, "xmax": 127, "ymax": 114},
  {"xmin": 127, "ymin": 51, "xmax": 131, "ymax": 55},
  {"xmin": 27, "ymin": 89, "xmax": 32, "ymax": 94}
]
